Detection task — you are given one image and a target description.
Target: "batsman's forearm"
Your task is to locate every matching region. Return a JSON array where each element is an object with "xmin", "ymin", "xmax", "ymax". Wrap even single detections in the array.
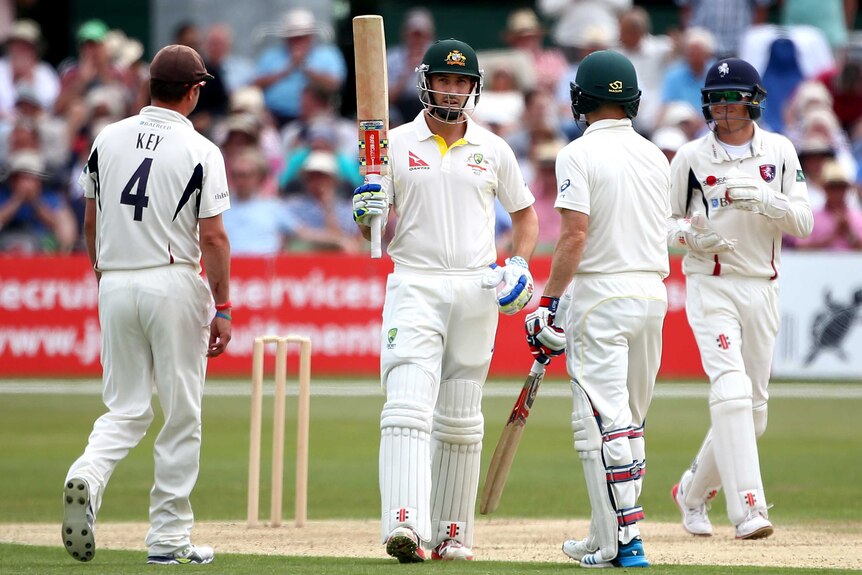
[
  {"xmin": 545, "ymin": 229, "xmax": 585, "ymax": 297},
  {"xmin": 508, "ymin": 206, "xmax": 539, "ymax": 261}
]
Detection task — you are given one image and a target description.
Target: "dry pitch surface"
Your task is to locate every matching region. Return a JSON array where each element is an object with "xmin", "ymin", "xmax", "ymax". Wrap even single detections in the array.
[{"xmin": 2, "ymin": 519, "xmax": 861, "ymax": 569}]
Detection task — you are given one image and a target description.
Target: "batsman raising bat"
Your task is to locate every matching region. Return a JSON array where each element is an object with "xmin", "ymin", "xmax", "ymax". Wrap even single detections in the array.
[{"xmin": 352, "ymin": 37, "xmax": 538, "ymax": 562}]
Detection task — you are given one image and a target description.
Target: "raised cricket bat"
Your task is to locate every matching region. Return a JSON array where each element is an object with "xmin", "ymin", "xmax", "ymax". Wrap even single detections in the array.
[
  {"xmin": 353, "ymin": 15, "xmax": 389, "ymax": 259},
  {"xmin": 479, "ymin": 360, "xmax": 547, "ymax": 515}
]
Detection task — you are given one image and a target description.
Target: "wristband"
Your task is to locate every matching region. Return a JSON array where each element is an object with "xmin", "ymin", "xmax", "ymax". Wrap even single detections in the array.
[
  {"xmin": 215, "ymin": 301, "xmax": 232, "ymax": 311},
  {"xmin": 215, "ymin": 311, "xmax": 232, "ymax": 320},
  {"xmin": 539, "ymin": 295, "xmax": 559, "ymax": 314}
]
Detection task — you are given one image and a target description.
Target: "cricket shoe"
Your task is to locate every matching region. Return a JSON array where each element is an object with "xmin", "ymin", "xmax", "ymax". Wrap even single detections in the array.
[
  {"xmin": 672, "ymin": 471, "xmax": 714, "ymax": 536},
  {"xmin": 385, "ymin": 527, "xmax": 425, "ymax": 563},
  {"xmin": 431, "ymin": 539, "xmax": 474, "ymax": 561},
  {"xmin": 147, "ymin": 544, "xmax": 215, "ymax": 564},
  {"xmin": 562, "ymin": 537, "xmax": 596, "ymax": 562},
  {"xmin": 62, "ymin": 477, "xmax": 96, "ymax": 562},
  {"xmin": 735, "ymin": 509, "xmax": 773, "ymax": 540},
  {"xmin": 579, "ymin": 538, "xmax": 649, "ymax": 568}
]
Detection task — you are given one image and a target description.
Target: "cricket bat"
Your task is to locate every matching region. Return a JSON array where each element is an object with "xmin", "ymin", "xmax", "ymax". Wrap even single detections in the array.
[
  {"xmin": 479, "ymin": 360, "xmax": 547, "ymax": 515},
  {"xmin": 353, "ymin": 15, "xmax": 389, "ymax": 259}
]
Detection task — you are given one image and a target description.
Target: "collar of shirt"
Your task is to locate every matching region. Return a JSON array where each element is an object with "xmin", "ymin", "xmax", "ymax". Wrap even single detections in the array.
[
  {"xmin": 582, "ymin": 117, "xmax": 633, "ymax": 136},
  {"xmin": 140, "ymin": 105, "xmax": 194, "ymax": 129},
  {"xmin": 705, "ymin": 122, "xmax": 766, "ymax": 163},
  {"xmin": 411, "ymin": 111, "xmax": 482, "ymax": 146}
]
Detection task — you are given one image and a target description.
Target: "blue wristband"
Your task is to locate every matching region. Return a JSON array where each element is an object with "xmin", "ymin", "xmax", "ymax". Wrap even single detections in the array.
[{"xmin": 215, "ymin": 311, "xmax": 232, "ymax": 321}]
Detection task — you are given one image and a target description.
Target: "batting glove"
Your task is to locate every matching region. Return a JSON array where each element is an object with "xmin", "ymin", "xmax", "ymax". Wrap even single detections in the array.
[
  {"xmin": 352, "ymin": 183, "xmax": 388, "ymax": 226},
  {"xmin": 668, "ymin": 212, "xmax": 736, "ymax": 253},
  {"xmin": 496, "ymin": 256, "xmax": 534, "ymax": 315},
  {"xmin": 724, "ymin": 170, "xmax": 789, "ymax": 219},
  {"xmin": 525, "ymin": 296, "xmax": 566, "ymax": 364}
]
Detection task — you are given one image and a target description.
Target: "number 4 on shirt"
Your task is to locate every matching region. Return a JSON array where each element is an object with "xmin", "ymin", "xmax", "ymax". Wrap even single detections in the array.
[{"xmin": 121, "ymin": 158, "xmax": 152, "ymax": 221}]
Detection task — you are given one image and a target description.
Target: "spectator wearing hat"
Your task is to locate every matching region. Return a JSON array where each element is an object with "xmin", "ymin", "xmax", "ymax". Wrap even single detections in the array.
[
  {"xmin": 279, "ymin": 117, "xmax": 362, "ymax": 193},
  {"xmin": 660, "ymin": 27, "xmax": 716, "ymax": 113},
  {"xmin": 795, "ymin": 160, "xmax": 862, "ymax": 250},
  {"xmin": 502, "ymin": 8, "xmax": 567, "ymax": 95},
  {"xmin": 796, "ymin": 135, "xmax": 836, "ymax": 211},
  {"xmin": 538, "ymin": 0, "xmax": 631, "ymax": 62},
  {"xmin": 0, "ymin": 150, "xmax": 76, "ymax": 253},
  {"xmin": 651, "ymin": 126, "xmax": 689, "ymax": 163},
  {"xmin": 280, "ymin": 84, "xmax": 356, "ymax": 158},
  {"xmin": 282, "ymin": 150, "xmax": 362, "ymax": 252},
  {"xmin": 55, "ymin": 19, "xmax": 131, "ymax": 116},
  {"xmin": 253, "ymin": 8, "xmax": 346, "ymax": 127},
  {"xmin": 387, "ymin": 8, "xmax": 436, "ymax": 126},
  {"xmin": 0, "ymin": 19, "xmax": 60, "ymax": 117}
]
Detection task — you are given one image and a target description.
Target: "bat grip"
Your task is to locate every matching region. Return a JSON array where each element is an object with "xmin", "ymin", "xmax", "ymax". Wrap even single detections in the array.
[
  {"xmin": 366, "ymin": 174, "xmax": 383, "ymax": 259},
  {"xmin": 531, "ymin": 359, "xmax": 547, "ymax": 375}
]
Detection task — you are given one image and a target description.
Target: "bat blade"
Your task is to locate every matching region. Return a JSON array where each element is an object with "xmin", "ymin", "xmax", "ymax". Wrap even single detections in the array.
[
  {"xmin": 479, "ymin": 360, "xmax": 546, "ymax": 515},
  {"xmin": 352, "ymin": 15, "xmax": 389, "ymax": 258}
]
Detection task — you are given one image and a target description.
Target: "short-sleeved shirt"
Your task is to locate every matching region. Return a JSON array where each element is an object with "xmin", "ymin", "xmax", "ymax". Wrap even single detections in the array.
[
  {"xmin": 79, "ymin": 106, "xmax": 230, "ymax": 271},
  {"xmin": 555, "ymin": 118, "xmax": 671, "ymax": 277},
  {"xmin": 222, "ymin": 197, "xmax": 297, "ymax": 255},
  {"xmin": 382, "ymin": 112, "xmax": 534, "ymax": 271},
  {"xmin": 255, "ymin": 43, "xmax": 346, "ymax": 118},
  {"xmin": 669, "ymin": 123, "xmax": 811, "ymax": 278}
]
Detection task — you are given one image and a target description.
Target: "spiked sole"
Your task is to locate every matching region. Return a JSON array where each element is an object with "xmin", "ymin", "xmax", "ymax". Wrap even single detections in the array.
[
  {"xmin": 386, "ymin": 533, "xmax": 425, "ymax": 563},
  {"xmin": 62, "ymin": 478, "xmax": 95, "ymax": 562}
]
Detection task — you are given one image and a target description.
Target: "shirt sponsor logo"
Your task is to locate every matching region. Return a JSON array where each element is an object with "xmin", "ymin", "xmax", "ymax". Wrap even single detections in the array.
[
  {"xmin": 796, "ymin": 169, "xmax": 805, "ymax": 182},
  {"xmin": 710, "ymin": 197, "xmax": 731, "ymax": 208},
  {"xmin": 759, "ymin": 164, "xmax": 776, "ymax": 182},
  {"xmin": 609, "ymin": 80, "xmax": 623, "ymax": 93},
  {"xmin": 408, "ymin": 151, "xmax": 429, "ymax": 170},
  {"xmin": 214, "ymin": 191, "xmax": 228, "ymax": 200}
]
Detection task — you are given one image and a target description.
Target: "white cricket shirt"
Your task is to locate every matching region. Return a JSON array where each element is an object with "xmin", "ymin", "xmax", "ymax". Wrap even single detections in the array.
[
  {"xmin": 80, "ymin": 106, "xmax": 230, "ymax": 271},
  {"xmin": 670, "ymin": 123, "xmax": 813, "ymax": 279},
  {"xmin": 555, "ymin": 118, "xmax": 671, "ymax": 277},
  {"xmin": 382, "ymin": 113, "xmax": 534, "ymax": 271}
]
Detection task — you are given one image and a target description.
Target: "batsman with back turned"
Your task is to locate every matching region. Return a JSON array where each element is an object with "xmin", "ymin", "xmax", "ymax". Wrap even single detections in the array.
[{"xmin": 352, "ymin": 38, "xmax": 538, "ymax": 562}]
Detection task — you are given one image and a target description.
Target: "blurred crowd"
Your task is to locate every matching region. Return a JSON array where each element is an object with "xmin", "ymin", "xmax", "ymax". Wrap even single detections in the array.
[{"xmin": 2, "ymin": 1, "xmax": 862, "ymax": 256}]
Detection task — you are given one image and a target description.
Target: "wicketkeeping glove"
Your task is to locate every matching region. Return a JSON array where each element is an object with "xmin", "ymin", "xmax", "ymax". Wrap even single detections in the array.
[
  {"xmin": 524, "ymin": 295, "xmax": 566, "ymax": 364},
  {"xmin": 352, "ymin": 183, "xmax": 388, "ymax": 226},
  {"xmin": 724, "ymin": 170, "xmax": 789, "ymax": 219},
  {"xmin": 667, "ymin": 211, "xmax": 736, "ymax": 253}
]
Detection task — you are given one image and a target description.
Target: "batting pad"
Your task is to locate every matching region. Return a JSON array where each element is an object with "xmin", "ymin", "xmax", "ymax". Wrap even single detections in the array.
[
  {"xmin": 380, "ymin": 364, "xmax": 436, "ymax": 543},
  {"xmin": 571, "ymin": 381, "xmax": 618, "ymax": 562},
  {"xmin": 430, "ymin": 379, "xmax": 483, "ymax": 548},
  {"xmin": 709, "ymin": 371, "xmax": 767, "ymax": 525}
]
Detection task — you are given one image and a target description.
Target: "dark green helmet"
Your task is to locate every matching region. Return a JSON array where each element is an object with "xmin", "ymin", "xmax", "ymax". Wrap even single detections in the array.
[
  {"xmin": 417, "ymin": 39, "xmax": 484, "ymax": 123},
  {"xmin": 570, "ymin": 50, "xmax": 641, "ymax": 119}
]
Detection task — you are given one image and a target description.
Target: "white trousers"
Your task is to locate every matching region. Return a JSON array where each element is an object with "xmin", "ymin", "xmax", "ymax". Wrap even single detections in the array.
[{"xmin": 66, "ymin": 265, "xmax": 212, "ymax": 555}]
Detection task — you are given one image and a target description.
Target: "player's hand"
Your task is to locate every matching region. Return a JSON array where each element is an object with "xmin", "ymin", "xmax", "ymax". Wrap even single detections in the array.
[
  {"xmin": 724, "ymin": 170, "xmax": 789, "ymax": 219},
  {"xmin": 525, "ymin": 296, "xmax": 566, "ymax": 364},
  {"xmin": 496, "ymin": 256, "xmax": 534, "ymax": 315},
  {"xmin": 208, "ymin": 314, "xmax": 232, "ymax": 357},
  {"xmin": 669, "ymin": 212, "xmax": 736, "ymax": 253},
  {"xmin": 352, "ymin": 183, "xmax": 387, "ymax": 226}
]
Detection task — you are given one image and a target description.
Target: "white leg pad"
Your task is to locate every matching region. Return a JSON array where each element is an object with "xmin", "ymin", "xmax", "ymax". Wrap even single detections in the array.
[
  {"xmin": 430, "ymin": 379, "xmax": 483, "ymax": 548},
  {"xmin": 684, "ymin": 430, "xmax": 722, "ymax": 507},
  {"xmin": 380, "ymin": 364, "xmax": 436, "ymax": 543},
  {"xmin": 709, "ymin": 371, "xmax": 768, "ymax": 525},
  {"xmin": 571, "ymin": 382, "xmax": 618, "ymax": 562}
]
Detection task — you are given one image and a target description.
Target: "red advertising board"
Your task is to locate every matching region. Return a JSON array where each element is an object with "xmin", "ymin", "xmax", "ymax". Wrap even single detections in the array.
[{"xmin": 0, "ymin": 255, "xmax": 703, "ymax": 379}]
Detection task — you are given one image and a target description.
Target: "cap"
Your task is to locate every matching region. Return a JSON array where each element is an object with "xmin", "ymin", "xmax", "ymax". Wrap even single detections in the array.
[
  {"xmin": 534, "ymin": 140, "xmax": 564, "ymax": 165},
  {"xmin": 8, "ymin": 151, "xmax": 47, "ymax": 178},
  {"xmin": 796, "ymin": 135, "xmax": 834, "ymax": 157},
  {"xmin": 150, "ymin": 44, "xmax": 214, "ymax": 83},
  {"xmin": 77, "ymin": 19, "xmax": 109, "ymax": 44},
  {"xmin": 279, "ymin": 8, "xmax": 317, "ymax": 38},
  {"xmin": 230, "ymin": 86, "xmax": 265, "ymax": 114},
  {"xmin": 15, "ymin": 84, "xmax": 42, "ymax": 107},
  {"xmin": 651, "ymin": 126, "xmax": 688, "ymax": 152},
  {"xmin": 302, "ymin": 151, "xmax": 338, "ymax": 177},
  {"xmin": 822, "ymin": 160, "xmax": 850, "ymax": 186},
  {"xmin": 224, "ymin": 113, "xmax": 261, "ymax": 138},
  {"xmin": 8, "ymin": 20, "xmax": 41, "ymax": 46},
  {"xmin": 660, "ymin": 101, "xmax": 700, "ymax": 127},
  {"xmin": 505, "ymin": 9, "xmax": 543, "ymax": 37}
]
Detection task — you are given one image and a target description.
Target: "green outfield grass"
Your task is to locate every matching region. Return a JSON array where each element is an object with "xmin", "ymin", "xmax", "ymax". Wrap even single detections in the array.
[{"xmin": 1, "ymin": 379, "xmax": 861, "ymax": 574}]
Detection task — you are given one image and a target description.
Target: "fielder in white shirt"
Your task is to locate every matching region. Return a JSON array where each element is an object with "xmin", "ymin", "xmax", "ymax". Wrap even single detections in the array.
[
  {"xmin": 667, "ymin": 58, "xmax": 813, "ymax": 540},
  {"xmin": 63, "ymin": 45, "xmax": 231, "ymax": 566},
  {"xmin": 352, "ymin": 38, "xmax": 538, "ymax": 562},
  {"xmin": 526, "ymin": 50, "xmax": 669, "ymax": 568}
]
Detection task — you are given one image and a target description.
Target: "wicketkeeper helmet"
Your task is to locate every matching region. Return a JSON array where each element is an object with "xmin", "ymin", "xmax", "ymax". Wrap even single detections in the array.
[
  {"xmin": 701, "ymin": 58, "xmax": 767, "ymax": 122},
  {"xmin": 570, "ymin": 50, "xmax": 641, "ymax": 119}
]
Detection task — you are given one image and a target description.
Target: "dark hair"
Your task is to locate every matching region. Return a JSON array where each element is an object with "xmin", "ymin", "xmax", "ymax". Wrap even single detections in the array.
[{"xmin": 150, "ymin": 79, "xmax": 193, "ymax": 103}]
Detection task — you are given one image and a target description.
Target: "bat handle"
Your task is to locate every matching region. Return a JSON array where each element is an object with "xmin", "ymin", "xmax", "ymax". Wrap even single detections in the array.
[
  {"xmin": 366, "ymin": 173, "xmax": 383, "ymax": 259},
  {"xmin": 531, "ymin": 359, "xmax": 548, "ymax": 375}
]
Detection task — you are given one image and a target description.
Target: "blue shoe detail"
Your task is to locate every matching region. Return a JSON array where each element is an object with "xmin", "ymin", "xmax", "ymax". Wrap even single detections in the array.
[{"xmin": 613, "ymin": 538, "xmax": 649, "ymax": 568}]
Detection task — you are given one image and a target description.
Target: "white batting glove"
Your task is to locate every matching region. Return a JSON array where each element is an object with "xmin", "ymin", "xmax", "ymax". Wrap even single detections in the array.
[
  {"xmin": 668, "ymin": 212, "xmax": 736, "ymax": 253},
  {"xmin": 525, "ymin": 296, "xmax": 566, "ymax": 364},
  {"xmin": 497, "ymin": 256, "xmax": 534, "ymax": 315},
  {"xmin": 352, "ymin": 183, "xmax": 388, "ymax": 226},
  {"xmin": 724, "ymin": 170, "xmax": 789, "ymax": 219}
]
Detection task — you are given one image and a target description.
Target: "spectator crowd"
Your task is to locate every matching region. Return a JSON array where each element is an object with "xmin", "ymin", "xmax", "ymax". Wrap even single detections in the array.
[{"xmin": 2, "ymin": 2, "xmax": 862, "ymax": 256}]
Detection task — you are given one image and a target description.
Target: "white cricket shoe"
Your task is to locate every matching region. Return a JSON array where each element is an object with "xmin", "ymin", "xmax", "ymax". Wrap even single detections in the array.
[
  {"xmin": 147, "ymin": 544, "xmax": 215, "ymax": 564},
  {"xmin": 431, "ymin": 538, "xmax": 474, "ymax": 560},
  {"xmin": 62, "ymin": 477, "xmax": 96, "ymax": 562},
  {"xmin": 562, "ymin": 538, "xmax": 596, "ymax": 562},
  {"xmin": 735, "ymin": 509, "xmax": 773, "ymax": 540},
  {"xmin": 672, "ymin": 471, "xmax": 713, "ymax": 536}
]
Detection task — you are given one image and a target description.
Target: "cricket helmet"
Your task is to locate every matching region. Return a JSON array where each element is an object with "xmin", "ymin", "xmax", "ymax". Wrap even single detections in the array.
[
  {"xmin": 417, "ymin": 38, "xmax": 483, "ymax": 123},
  {"xmin": 570, "ymin": 50, "xmax": 641, "ymax": 119},
  {"xmin": 701, "ymin": 58, "xmax": 767, "ymax": 121}
]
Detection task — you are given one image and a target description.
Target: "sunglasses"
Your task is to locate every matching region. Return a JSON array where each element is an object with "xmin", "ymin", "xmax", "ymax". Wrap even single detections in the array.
[{"xmin": 706, "ymin": 91, "xmax": 752, "ymax": 104}]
